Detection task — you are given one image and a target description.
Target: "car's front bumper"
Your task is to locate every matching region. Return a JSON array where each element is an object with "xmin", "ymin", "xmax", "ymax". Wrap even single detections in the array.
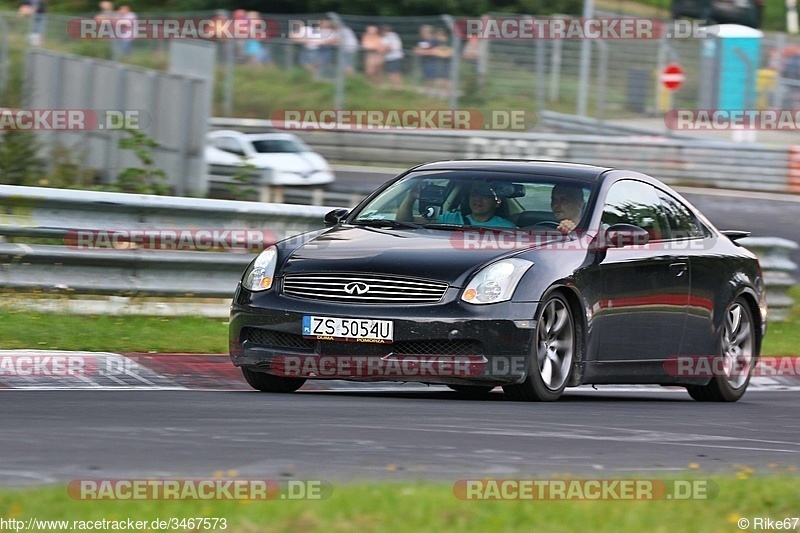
[{"xmin": 230, "ymin": 285, "xmax": 540, "ymax": 386}]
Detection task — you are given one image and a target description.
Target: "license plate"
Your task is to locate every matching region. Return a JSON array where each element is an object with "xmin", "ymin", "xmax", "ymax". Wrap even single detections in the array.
[{"xmin": 302, "ymin": 316, "xmax": 394, "ymax": 343}]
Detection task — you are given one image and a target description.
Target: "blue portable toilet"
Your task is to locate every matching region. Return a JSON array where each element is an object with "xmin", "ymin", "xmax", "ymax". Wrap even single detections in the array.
[{"xmin": 698, "ymin": 24, "xmax": 763, "ymax": 110}]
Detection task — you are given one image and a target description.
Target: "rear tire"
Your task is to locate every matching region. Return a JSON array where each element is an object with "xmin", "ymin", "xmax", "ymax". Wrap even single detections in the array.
[
  {"xmin": 241, "ymin": 366, "xmax": 306, "ymax": 393},
  {"xmin": 686, "ymin": 298, "xmax": 756, "ymax": 402},
  {"xmin": 503, "ymin": 293, "xmax": 576, "ymax": 401}
]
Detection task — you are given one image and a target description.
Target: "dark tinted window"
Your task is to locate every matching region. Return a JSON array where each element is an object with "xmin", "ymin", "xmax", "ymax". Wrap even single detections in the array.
[
  {"xmin": 659, "ymin": 193, "xmax": 705, "ymax": 240},
  {"xmin": 252, "ymin": 139, "xmax": 307, "ymax": 153},
  {"xmin": 601, "ymin": 180, "xmax": 668, "ymax": 240}
]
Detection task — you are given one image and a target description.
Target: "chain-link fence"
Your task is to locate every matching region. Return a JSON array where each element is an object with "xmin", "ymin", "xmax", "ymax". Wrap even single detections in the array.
[{"xmin": 2, "ymin": 9, "xmax": 800, "ymax": 127}]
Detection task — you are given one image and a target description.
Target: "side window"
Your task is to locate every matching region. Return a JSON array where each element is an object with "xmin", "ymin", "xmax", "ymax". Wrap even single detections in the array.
[
  {"xmin": 659, "ymin": 193, "xmax": 704, "ymax": 240},
  {"xmin": 215, "ymin": 137, "xmax": 246, "ymax": 156},
  {"xmin": 601, "ymin": 180, "xmax": 668, "ymax": 240}
]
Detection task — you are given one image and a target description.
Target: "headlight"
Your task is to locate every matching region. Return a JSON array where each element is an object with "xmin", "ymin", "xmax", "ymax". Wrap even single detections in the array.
[
  {"xmin": 461, "ymin": 258, "xmax": 533, "ymax": 305},
  {"xmin": 242, "ymin": 246, "xmax": 277, "ymax": 291}
]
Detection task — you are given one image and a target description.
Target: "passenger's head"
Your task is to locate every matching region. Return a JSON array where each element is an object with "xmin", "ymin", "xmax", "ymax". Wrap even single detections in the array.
[
  {"xmin": 550, "ymin": 184, "xmax": 584, "ymax": 223},
  {"xmin": 468, "ymin": 182, "xmax": 503, "ymax": 222}
]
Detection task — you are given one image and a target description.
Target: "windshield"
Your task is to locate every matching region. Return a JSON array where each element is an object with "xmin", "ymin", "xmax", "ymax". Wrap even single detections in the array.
[
  {"xmin": 251, "ymin": 138, "xmax": 309, "ymax": 153},
  {"xmin": 351, "ymin": 170, "xmax": 595, "ymax": 230}
]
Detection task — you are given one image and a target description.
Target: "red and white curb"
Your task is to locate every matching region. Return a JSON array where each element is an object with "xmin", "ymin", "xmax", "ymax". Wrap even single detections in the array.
[{"xmin": 0, "ymin": 351, "xmax": 798, "ymax": 392}]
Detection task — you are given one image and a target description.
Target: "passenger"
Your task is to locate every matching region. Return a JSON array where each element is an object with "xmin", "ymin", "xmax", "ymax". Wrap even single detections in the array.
[{"xmin": 398, "ymin": 182, "xmax": 516, "ymax": 228}]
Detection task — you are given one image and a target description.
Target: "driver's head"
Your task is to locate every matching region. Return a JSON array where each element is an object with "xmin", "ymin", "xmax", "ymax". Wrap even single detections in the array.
[{"xmin": 551, "ymin": 184, "xmax": 584, "ymax": 223}]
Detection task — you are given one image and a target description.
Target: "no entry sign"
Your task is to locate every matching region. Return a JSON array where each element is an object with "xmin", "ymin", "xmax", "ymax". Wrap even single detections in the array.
[{"xmin": 661, "ymin": 63, "xmax": 685, "ymax": 91}]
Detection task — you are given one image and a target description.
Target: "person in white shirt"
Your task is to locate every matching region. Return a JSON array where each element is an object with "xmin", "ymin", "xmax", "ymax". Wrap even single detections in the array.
[{"xmin": 380, "ymin": 25, "xmax": 404, "ymax": 88}]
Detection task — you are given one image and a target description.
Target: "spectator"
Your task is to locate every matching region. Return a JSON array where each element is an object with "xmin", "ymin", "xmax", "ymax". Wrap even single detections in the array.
[
  {"xmin": 461, "ymin": 35, "xmax": 481, "ymax": 95},
  {"xmin": 380, "ymin": 25, "xmax": 404, "ymax": 88},
  {"xmin": 115, "ymin": 5, "xmax": 136, "ymax": 57},
  {"xmin": 434, "ymin": 28, "xmax": 452, "ymax": 97},
  {"xmin": 782, "ymin": 51, "xmax": 800, "ymax": 108},
  {"xmin": 414, "ymin": 25, "xmax": 438, "ymax": 95},
  {"xmin": 18, "ymin": 0, "xmax": 46, "ymax": 46},
  {"xmin": 336, "ymin": 21, "xmax": 359, "ymax": 76},
  {"xmin": 94, "ymin": 1, "xmax": 114, "ymax": 22},
  {"xmin": 94, "ymin": 0, "xmax": 117, "ymax": 56},
  {"xmin": 316, "ymin": 19, "xmax": 340, "ymax": 79},
  {"xmin": 462, "ymin": 35, "xmax": 479, "ymax": 62},
  {"xmin": 232, "ymin": 9, "xmax": 247, "ymax": 63},
  {"xmin": 244, "ymin": 11, "xmax": 271, "ymax": 66},
  {"xmin": 290, "ymin": 21, "xmax": 319, "ymax": 77},
  {"xmin": 361, "ymin": 25, "xmax": 384, "ymax": 84}
]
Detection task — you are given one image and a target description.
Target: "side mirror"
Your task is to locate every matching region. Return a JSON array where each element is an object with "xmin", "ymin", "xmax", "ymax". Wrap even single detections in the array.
[
  {"xmin": 604, "ymin": 223, "xmax": 650, "ymax": 248},
  {"xmin": 324, "ymin": 208, "xmax": 349, "ymax": 226}
]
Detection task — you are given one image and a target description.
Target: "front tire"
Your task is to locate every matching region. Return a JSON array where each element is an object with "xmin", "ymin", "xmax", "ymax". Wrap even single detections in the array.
[
  {"xmin": 686, "ymin": 298, "xmax": 757, "ymax": 402},
  {"xmin": 504, "ymin": 293, "xmax": 576, "ymax": 401},
  {"xmin": 241, "ymin": 366, "xmax": 306, "ymax": 393}
]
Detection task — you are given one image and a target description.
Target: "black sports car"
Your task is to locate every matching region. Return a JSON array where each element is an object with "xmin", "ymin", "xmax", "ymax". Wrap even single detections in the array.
[{"xmin": 229, "ymin": 160, "xmax": 767, "ymax": 401}]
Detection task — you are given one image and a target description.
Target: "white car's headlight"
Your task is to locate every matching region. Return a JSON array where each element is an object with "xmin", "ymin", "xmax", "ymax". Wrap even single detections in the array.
[
  {"xmin": 461, "ymin": 258, "xmax": 533, "ymax": 305},
  {"xmin": 242, "ymin": 246, "xmax": 278, "ymax": 291}
]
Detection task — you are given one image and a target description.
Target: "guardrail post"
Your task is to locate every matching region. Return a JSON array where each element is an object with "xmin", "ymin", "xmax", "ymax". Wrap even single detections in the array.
[
  {"xmin": 328, "ymin": 12, "xmax": 345, "ymax": 111},
  {"xmin": 741, "ymin": 237, "xmax": 798, "ymax": 322}
]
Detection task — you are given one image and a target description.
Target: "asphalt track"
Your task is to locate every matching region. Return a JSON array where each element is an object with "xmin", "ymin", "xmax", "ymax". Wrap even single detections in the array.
[
  {"xmin": 2, "ymin": 387, "xmax": 800, "ymax": 486},
  {"xmin": 2, "ymin": 171, "xmax": 798, "ymax": 488}
]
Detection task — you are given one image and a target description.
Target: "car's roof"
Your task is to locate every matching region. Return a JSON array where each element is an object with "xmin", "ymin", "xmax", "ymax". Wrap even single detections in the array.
[{"xmin": 411, "ymin": 160, "xmax": 612, "ymax": 181}]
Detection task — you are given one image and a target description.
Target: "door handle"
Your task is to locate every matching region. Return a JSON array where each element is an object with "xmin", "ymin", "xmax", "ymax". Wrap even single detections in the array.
[{"xmin": 669, "ymin": 262, "xmax": 688, "ymax": 276}]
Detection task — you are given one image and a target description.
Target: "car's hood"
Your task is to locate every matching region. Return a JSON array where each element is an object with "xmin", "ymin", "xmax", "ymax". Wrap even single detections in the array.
[
  {"xmin": 248, "ymin": 152, "xmax": 328, "ymax": 172},
  {"xmin": 280, "ymin": 225, "xmax": 556, "ymax": 286}
]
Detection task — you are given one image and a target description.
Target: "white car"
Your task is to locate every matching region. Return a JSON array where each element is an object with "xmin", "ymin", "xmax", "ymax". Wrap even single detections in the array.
[{"xmin": 205, "ymin": 130, "xmax": 335, "ymax": 186}]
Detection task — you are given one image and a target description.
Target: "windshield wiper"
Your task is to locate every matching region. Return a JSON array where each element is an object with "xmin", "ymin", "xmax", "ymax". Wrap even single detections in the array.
[
  {"xmin": 420, "ymin": 223, "xmax": 470, "ymax": 231},
  {"xmin": 351, "ymin": 219, "xmax": 421, "ymax": 229},
  {"xmin": 421, "ymin": 223, "xmax": 519, "ymax": 232}
]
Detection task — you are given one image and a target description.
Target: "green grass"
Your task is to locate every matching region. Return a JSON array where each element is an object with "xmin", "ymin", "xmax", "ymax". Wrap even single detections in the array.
[
  {"xmin": 0, "ymin": 308, "xmax": 228, "ymax": 353},
  {"xmin": 0, "ymin": 475, "xmax": 798, "ymax": 532},
  {"xmin": 761, "ymin": 286, "xmax": 800, "ymax": 356}
]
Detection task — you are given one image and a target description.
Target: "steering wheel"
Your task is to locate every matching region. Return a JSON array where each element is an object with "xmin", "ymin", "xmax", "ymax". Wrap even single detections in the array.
[{"xmin": 532, "ymin": 221, "xmax": 560, "ymax": 228}]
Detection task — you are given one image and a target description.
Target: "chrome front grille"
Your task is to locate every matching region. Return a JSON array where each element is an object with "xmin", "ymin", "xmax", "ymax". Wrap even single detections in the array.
[{"xmin": 282, "ymin": 273, "xmax": 449, "ymax": 304}]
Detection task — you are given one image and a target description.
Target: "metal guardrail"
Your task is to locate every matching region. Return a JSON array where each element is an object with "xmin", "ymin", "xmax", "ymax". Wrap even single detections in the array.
[
  {"xmin": 206, "ymin": 163, "xmax": 364, "ymax": 207},
  {"xmin": 740, "ymin": 237, "xmax": 799, "ymax": 321},
  {"xmin": 0, "ymin": 185, "xmax": 330, "ymax": 298},
  {"xmin": 0, "ymin": 185, "xmax": 796, "ymax": 321},
  {"xmin": 210, "ymin": 117, "xmax": 798, "ymax": 194}
]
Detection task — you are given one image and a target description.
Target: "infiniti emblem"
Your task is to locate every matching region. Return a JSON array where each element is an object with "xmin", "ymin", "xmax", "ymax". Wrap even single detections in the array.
[{"xmin": 343, "ymin": 282, "xmax": 370, "ymax": 295}]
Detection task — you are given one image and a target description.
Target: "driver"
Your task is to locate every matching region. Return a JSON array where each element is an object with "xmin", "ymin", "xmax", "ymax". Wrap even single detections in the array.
[{"xmin": 550, "ymin": 184, "xmax": 585, "ymax": 234}]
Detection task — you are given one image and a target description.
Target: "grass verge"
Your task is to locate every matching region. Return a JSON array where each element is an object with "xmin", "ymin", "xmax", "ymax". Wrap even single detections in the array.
[
  {"xmin": 0, "ymin": 476, "xmax": 798, "ymax": 532},
  {"xmin": 0, "ymin": 310, "xmax": 228, "ymax": 353},
  {"xmin": 761, "ymin": 285, "xmax": 800, "ymax": 356},
  {"xmin": 0, "ymin": 286, "xmax": 797, "ymax": 355}
]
